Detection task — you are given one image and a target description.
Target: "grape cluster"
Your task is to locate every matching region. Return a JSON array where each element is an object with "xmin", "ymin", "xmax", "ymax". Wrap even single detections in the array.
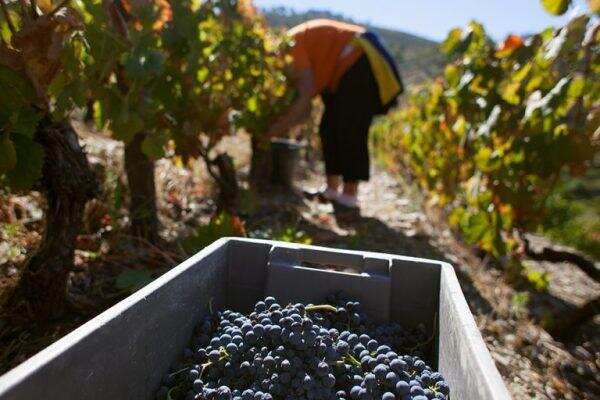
[
  {"xmin": 314, "ymin": 293, "xmax": 430, "ymax": 358},
  {"xmin": 158, "ymin": 297, "xmax": 449, "ymax": 400}
]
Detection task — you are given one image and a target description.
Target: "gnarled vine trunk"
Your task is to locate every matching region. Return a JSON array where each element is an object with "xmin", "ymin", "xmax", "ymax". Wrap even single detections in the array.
[
  {"xmin": 213, "ymin": 153, "xmax": 239, "ymax": 212},
  {"xmin": 249, "ymin": 136, "xmax": 271, "ymax": 188},
  {"xmin": 124, "ymin": 132, "xmax": 160, "ymax": 244},
  {"xmin": 11, "ymin": 121, "xmax": 97, "ymax": 319}
]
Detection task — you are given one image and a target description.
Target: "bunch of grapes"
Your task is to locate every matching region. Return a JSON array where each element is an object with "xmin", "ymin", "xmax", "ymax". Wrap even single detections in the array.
[
  {"xmin": 158, "ymin": 297, "xmax": 449, "ymax": 400},
  {"xmin": 315, "ymin": 293, "xmax": 431, "ymax": 358}
]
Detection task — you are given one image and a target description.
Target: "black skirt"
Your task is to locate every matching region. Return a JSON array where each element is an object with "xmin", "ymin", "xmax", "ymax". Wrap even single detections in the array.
[{"xmin": 319, "ymin": 55, "xmax": 382, "ymax": 182}]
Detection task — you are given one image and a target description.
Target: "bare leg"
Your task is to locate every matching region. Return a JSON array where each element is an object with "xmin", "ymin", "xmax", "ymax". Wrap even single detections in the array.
[
  {"xmin": 336, "ymin": 181, "xmax": 359, "ymax": 208},
  {"xmin": 342, "ymin": 181, "xmax": 358, "ymax": 197},
  {"xmin": 326, "ymin": 175, "xmax": 342, "ymax": 192}
]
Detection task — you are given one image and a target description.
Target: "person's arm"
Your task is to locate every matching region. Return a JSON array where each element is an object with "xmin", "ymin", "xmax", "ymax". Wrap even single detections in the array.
[{"xmin": 267, "ymin": 68, "xmax": 315, "ymax": 138}]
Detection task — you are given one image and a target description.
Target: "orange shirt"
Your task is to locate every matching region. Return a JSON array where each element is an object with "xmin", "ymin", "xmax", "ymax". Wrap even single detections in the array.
[{"xmin": 289, "ymin": 19, "xmax": 365, "ymax": 96}]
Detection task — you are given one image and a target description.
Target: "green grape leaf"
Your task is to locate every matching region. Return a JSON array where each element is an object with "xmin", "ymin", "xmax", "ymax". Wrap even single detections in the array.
[
  {"xmin": 541, "ymin": 0, "xmax": 571, "ymax": 15},
  {"xmin": 4, "ymin": 133, "xmax": 44, "ymax": 191},
  {"xmin": 0, "ymin": 135, "xmax": 17, "ymax": 173},
  {"xmin": 141, "ymin": 131, "xmax": 168, "ymax": 159},
  {"xmin": 461, "ymin": 211, "xmax": 491, "ymax": 244},
  {"xmin": 9, "ymin": 109, "xmax": 42, "ymax": 139},
  {"xmin": 111, "ymin": 112, "xmax": 145, "ymax": 143},
  {"xmin": 145, "ymin": 50, "xmax": 166, "ymax": 75},
  {"xmin": 0, "ymin": 66, "xmax": 38, "ymax": 109}
]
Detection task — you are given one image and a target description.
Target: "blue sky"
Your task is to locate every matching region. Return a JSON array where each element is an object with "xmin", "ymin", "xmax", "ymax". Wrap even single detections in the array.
[{"xmin": 255, "ymin": 0, "xmax": 589, "ymax": 41}]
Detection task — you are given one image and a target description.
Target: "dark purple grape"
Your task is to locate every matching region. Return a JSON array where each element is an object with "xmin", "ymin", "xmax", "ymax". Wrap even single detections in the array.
[
  {"xmin": 395, "ymin": 381, "xmax": 410, "ymax": 395},
  {"xmin": 382, "ymin": 392, "xmax": 395, "ymax": 400}
]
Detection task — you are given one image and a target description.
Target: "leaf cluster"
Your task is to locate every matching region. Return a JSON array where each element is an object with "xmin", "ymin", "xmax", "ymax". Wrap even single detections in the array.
[
  {"xmin": 382, "ymin": 17, "xmax": 599, "ymax": 257},
  {"xmin": 1, "ymin": 0, "xmax": 86, "ymax": 190},
  {"xmin": 2, "ymin": 0, "xmax": 295, "ymax": 190}
]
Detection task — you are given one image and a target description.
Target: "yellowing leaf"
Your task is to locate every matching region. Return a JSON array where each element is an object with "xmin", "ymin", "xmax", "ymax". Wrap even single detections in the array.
[
  {"xmin": 441, "ymin": 28, "xmax": 463, "ymax": 54},
  {"xmin": 499, "ymin": 81, "xmax": 521, "ymax": 105},
  {"xmin": 567, "ymin": 76, "xmax": 585, "ymax": 98},
  {"xmin": 37, "ymin": 0, "xmax": 54, "ymax": 13},
  {"xmin": 541, "ymin": 0, "xmax": 571, "ymax": 15},
  {"xmin": 444, "ymin": 64, "xmax": 460, "ymax": 87},
  {"xmin": 475, "ymin": 147, "xmax": 492, "ymax": 167},
  {"xmin": 173, "ymin": 156, "xmax": 184, "ymax": 169},
  {"xmin": 247, "ymin": 95, "xmax": 258, "ymax": 113}
]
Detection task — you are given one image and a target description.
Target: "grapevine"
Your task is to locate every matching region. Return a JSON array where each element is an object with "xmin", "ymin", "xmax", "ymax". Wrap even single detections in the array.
[
  {"xmin": 372, "ymin": 14, "xmax": 599, "ymax": 262},
  {"xmin": 79, "ymin": 0, "xmax": 295, "ymax": 221}
]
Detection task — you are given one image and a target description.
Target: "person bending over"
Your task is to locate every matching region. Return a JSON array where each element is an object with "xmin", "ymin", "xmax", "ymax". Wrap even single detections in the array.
[{"xmin": 268, "ymin": 19, "xmax": 403, "ymax": 210}]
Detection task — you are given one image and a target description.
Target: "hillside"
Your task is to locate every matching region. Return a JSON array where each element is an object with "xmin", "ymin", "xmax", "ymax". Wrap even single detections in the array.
[{"xmin": 262, "ymin": 7, "xmax": 446, "ymax": 86}]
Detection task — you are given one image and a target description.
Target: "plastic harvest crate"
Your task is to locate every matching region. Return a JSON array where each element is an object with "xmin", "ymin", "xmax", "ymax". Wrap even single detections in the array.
[{"xmin": 0, "ymin": 238, "xmax": 511, "ymax": 400}]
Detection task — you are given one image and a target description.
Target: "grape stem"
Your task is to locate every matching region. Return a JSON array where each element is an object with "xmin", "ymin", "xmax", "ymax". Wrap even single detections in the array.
[
  {"xmin": 166, "ymin": 386, "xmax": 177, "ymax": 400},
  {"xmin": 220, "ymin": 346, "xmax": 230, "ymax": 358},
  {"xmin": 199, "ymin": 349, "xmax": 231, "ymax": 378},
  {"xmin": 208, "ymin": 297, "xmax": 214, "ymax": 315},
  {"xmin": 305, "ymin": 304, "xmax": 338, "ymax": 313},
  {"xmin": 167, "ymin": 366, "xmax": 192, "ymax": 379},
  {"xmin": 344, "ymin": 354, "xmax": 362, "ymax": 368},
  {"xmin": 406, "ymin": 313, "xmax": 437, "ymax": 353}
]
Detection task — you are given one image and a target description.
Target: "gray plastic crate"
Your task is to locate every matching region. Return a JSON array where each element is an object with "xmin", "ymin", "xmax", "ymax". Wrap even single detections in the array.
[{"xmin": 0, "ymin": 238, "xmax": 511, "ymax": 400}]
